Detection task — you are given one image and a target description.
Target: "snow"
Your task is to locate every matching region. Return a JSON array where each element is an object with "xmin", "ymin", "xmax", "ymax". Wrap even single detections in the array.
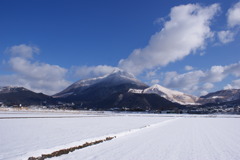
[
  {"xmin": 0, "ymin": 110, "xmax": 173, "ymax": 160},
  {"xmin": 143, "ymin": 84, "xmax": 198, "ymax": 105},
  {"xmin": 144, "ymin": 84, "xmax": 184, "ymax": 96},
  {"xmin": 53, "ymin": 116, "xmax": 240, "ymax": 160},
  {"xmin": 212, "ymin": 96, "xmax": 224, "ymax": 99},
  {"xmin": 128, "ymin": 88, "xmax": 143, "ymax": 94},
  {"xmin": 0, "ymin": 110, "xmax": 239, "ymax": 160},
  {"xmin": 129, "ymin": 84, "xmax": 198, "ymax": 105}
]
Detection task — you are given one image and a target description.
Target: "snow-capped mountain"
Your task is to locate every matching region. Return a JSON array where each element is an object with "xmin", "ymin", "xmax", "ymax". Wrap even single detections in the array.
[
  {"xmin": 129, "ymin": 84, "xmax": 198, "ymax": 105},
  {"xmin": 54, "ymin": 69, "xmax": 148, "ymax": 98},
  {"xmin": 54, "ymin": 69, "xmax": 184, "ymax": 110},
  {"xmin": 198, "ymin": 89, "xmax": 240, "ymax": 104}
]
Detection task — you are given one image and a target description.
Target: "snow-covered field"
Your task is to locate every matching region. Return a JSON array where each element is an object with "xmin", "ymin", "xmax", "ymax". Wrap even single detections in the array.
[{"xmin": 0, "ymin": 109, "xmax": 239, "ymax": 160}]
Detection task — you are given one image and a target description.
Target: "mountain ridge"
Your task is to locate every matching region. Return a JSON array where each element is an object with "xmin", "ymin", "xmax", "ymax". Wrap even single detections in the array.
[{"xmin": 1, "ymin": 70, "xmax": 240, "ymax": 113}]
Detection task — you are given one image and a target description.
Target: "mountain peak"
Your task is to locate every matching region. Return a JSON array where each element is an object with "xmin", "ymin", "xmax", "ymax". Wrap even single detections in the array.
[
  {"xmin": 54, "ymin": 69, "xmax": 148, "ymax": 98},
  {"xmin": 71, "ymin": 69, "xmax": 137, "ymax": 89},
  {"xmin": 107, "ymin": 68, "xmax": 135, "ymax": 79}
]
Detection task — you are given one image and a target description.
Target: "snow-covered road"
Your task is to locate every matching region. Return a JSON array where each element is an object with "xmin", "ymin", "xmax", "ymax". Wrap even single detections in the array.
[{"xmin": 0, "ymin": 110, "xmax": 239, "ymax": 160}]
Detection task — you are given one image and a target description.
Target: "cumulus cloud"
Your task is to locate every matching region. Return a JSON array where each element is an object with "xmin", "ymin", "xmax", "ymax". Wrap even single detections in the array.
[
  {"xmin": 224, "ymin": 62, "xmax": 240, "ymax": 77},
  {"xmin": 0, "ymin": 74, "xmax": 69, "ymax": 95},
  {"xmin": 151, "ymin": 79, "xmax": 160, "ymax": 84},
  {"xmin": 1, "ymin": 44, "xmax": 119, "ymax": 94},
  {"xmin": 70, "ymin": 65, "xmax": 118, "ymax": 80},
  {"xmin": 9, "ymin": 57, "xmax": 68, "ymax": 81},
  {"xmin": 204, "ymin": 65, "xmax": 226, "ymax": 82},
  {"xmin": 227, "ymin": 1, "xmax": 240, "ymax": 28},
  {"xmin": 1, "ymin": 44, "xmax": 70, "ymax": 95},
  {"xmin": 146, "ymin": 71, "xmax": 157, "ymax": 78},
  {"xmin": 119, "ymin": 3, "xmax": 220, "ymax": 75},
  {"xmin": 185, "ymin": 65, "xmax": 194, "ymax": 71},
  {"xmin": 6, "ymin": 44, "xmax": 39, "ymax": 59},
  {"xmin": 164, "ymin": 62, "xmax": 240, "ymax": 95},
  {"xmin": 218, "ymin": 30, "xmax": 235, "ymax": 43},
  {"xmin": 217, "ymin": 2, "xmax": 240, "ymax": 44},
  {"xmin": 224, "ymin": 79, "xmax": 240, "ymax": 90},
  {"xmin": 164, "ymin": 70, "xmax": 205, "ymax": 93},
  {"xmin": 200, "ymin": 90, "xmax": 209, "ymax": 96},
  {"xmin": 202, "ymin": 83, "xmax": 214, "ymax": 90}
]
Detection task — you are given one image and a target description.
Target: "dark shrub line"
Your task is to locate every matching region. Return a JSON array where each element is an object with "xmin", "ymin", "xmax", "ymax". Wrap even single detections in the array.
[{"xmin": 28, "ymin": 136, "xmax": 116, "ymax": 160}]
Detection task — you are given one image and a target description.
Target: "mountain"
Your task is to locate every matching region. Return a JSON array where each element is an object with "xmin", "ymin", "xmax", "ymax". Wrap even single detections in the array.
[
  {"xmin": 129, "ymin": 84, "xmax": 198, "ymax": 105},
  {"xmin": 0, "ymin": 86, "xmax": 54, "ymax": 106},
  {"xmin": 54, "ymin": 69, "xmax": 148, "ymax": 98},
  {"xmin": 54, "ymin": 69, "xmax": 183, "ymax": 110},
  {"xmin": 198, "ymin": 89, "xmax": 240, "ymax": 104}
]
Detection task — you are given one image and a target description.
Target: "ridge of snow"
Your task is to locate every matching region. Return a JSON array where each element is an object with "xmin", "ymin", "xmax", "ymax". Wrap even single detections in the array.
[
  {"xmin": 128, "ymin": 89, "xmax": 143, "ymax": 94},
  {"xmin": 144, "ymin": 84, "xmax": 185, "ymax": 96},
  {"xmin": 212, "ymin": 96, "xmax": 224, "ymax": 99},
  {"xmin": 129, "ymin": 84, "xmax": 199, "ymax": 105}
]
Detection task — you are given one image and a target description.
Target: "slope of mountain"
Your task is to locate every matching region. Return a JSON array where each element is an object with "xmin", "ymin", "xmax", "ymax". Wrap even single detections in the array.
[
  {"xmin": 113, "ymin": 92, "xmax": 184, "ymax": 111},
  {"xmin": 129, "ymin": 84, "xmax": 198, "ymax": 105},
  {"xmin": 198, "ymin": 89, "xmax": 240, "ymax": 104},
  {"xmin": 0, "ymin": 86, "xmax": 54, "ymax": 106}
]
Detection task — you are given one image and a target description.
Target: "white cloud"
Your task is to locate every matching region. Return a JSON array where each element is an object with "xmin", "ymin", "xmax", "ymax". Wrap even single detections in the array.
[
  {"xmin": 9, "ymin": 57, "xmax": 67, "ymax": 81},
  {"xmin": 185, "ymin": 65, "xmax": 194, "ymax": 71},
  {"xmin": 224, "ymin": 84, "xmax": 233, "ymax": 90},
  {"xmin": 164, "ymin": 70, "xmax": 205, "ymax": 93},
  {"xmin": 119, "ymin": 3, "xmax": 220, "ymax": 75},
  {"xmin": 227, "ymin": 2, "xmax": 240, "ymax": 28},
  {"xmin": 224, "ymin": 62, "xmax": 240, "ymax": 77},
  {"xmin": 146, "ymin": 71, "xmax": 156, "ymax": 78},
  {"xmin": 71, "ymin": 65, "xmax": 117, "ymax": 80},
  {"xmin": 151, "ymin": 79, "xmax": 160, "ymax": 84},
  {"xmin": 6, "ymin": 44, "xmax": 39, "ymax": 59},
  {"xmin": 5, "ymin": 57, "xmax": 70, "ymax": 95},
  {"xmin": 202, "ymin": 83, "xmax": 214, "ymax": 90},
  {"xmin": 164, "ymin": 62, "xmax": 240, "ymax": 95},
  {"xmin": 0, "ymin": 74, "xmax": 70, "ymax": 95},
  {"xmin": 218, "ymin": 30, "xmax": 235, "ymax": 43},
  {"xmin": 224, "ymin": 79, "xmax": 240, "ymax": 90},
  {"xmin": 217, "ymin": 2, "xmax": 240, "ymax": 45},
  {"xmin": 204, "ymin": 65, "xmax": 226, "ymax": 83},
  {"xmin": 153, "ymin": 17, "xmax": 165, "ymax": 25},
  {"xmin": 200, "ymin": 90, "xmax": 209, "ymax": 96},
  {"xmin": 1, "ymin": 44, "xmax": 71, "ymax": 95}
]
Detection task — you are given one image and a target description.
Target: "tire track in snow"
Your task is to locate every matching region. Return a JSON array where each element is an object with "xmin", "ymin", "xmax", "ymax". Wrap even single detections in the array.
[{"xmin": 24, "ymin": 118, "xmax": 180, "ymax": 160}]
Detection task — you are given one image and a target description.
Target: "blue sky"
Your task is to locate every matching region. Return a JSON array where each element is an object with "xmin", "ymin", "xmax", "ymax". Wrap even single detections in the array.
[{"xmin": 0, "ymin": 0, "xmax": 240, "ymax": 95}]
